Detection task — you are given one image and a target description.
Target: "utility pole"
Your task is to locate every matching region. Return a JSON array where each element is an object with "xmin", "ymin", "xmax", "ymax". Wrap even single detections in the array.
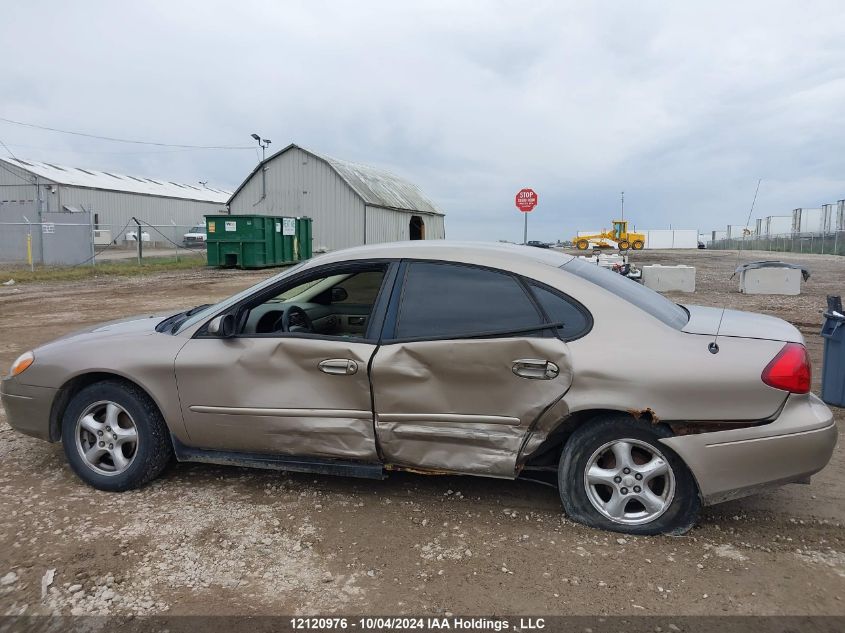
[{"xmin": 620, "ymin": 191, "xmax": 624, "ymax": 221}]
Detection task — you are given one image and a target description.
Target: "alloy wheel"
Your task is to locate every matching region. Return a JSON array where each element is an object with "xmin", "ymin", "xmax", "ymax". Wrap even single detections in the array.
[
  {"xmin": 583, "ymin": 438, "xmax": 675, "ymax": 525},
  {"xmin": 74, "ymin": 400, "xmax": 139, "ymax": 476}
]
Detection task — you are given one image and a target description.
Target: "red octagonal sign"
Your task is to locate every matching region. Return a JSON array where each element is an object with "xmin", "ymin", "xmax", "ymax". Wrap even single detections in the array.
[{"xmin": 515, "ymin": 188, "xmax": 538, "ymax": 213}]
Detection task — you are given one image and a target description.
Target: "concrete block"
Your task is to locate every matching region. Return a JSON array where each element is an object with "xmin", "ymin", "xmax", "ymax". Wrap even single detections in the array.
[
  {"xmin": 642, "ymin": 265, "xmax": 696, "ymax": 292},
  {"xmin": 739, "ymin": 268, "xmax": 801, "ymax": 295}
]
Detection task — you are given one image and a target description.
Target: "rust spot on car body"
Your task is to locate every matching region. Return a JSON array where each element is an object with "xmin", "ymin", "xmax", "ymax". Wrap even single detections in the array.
[{"xmin": 627, "ymin": 407, "xmax": 658, "ymax": 423}]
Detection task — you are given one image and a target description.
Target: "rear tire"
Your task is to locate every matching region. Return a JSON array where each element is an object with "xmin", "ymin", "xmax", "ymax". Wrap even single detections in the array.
[
  {"xmin": 576, "ymin": 240, "xmax": 590, "ymax": 250},
  {"xmin": 632, "ymin": 240, "xmax": 645, "ymax": 250},
  {"xmin": 62, "ymin": 380, "xmax": 173, "ymax": 492},
  {"xmin": 558, "ymin": 414, "xmax": 700, "ymax": 535},
  {"xmin": 618, "ymin": 240, "xmax": 630, "ymax": 251}
]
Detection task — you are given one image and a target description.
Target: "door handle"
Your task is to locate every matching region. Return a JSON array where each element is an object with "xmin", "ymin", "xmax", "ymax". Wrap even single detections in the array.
[
  {"xmin": 512, "ymin": 358, "xmax": 559, "ymax": 380},
  {"xmin": 319, "ymin": 359, "xmax": 359, "ymax": 375}
]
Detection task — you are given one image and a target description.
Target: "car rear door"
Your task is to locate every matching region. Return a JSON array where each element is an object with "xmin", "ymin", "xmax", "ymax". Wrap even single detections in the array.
[{"xmin": 370, "ymin": 261, "xmax": 583, "ymax": 478}]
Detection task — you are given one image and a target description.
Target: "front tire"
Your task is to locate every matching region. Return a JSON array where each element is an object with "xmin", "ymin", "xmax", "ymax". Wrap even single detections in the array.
[
  {"xmin": 62, "ymin": 380, "xmax": 173, "ymax": 492},
  {"xmin": 558, "ymin": 414, "xmax": 700, "ymax": 535}
]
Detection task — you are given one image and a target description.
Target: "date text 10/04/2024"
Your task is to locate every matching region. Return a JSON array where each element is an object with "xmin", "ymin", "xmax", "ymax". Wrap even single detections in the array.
[{"xmin": 289, "ymin": 617, "xmax": 546, "ymax": 631}]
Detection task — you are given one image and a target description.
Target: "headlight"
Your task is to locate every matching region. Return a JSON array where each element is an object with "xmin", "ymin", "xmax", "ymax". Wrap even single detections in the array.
[{"xmin": 10, "ymin": 351, "xmax": 34, "ymax": 377}]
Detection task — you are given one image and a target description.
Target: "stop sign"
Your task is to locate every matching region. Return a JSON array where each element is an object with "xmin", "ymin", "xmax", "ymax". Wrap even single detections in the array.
[{"xmin": 515, "ymin": 188, "xmax": 538, "ymax": 212}]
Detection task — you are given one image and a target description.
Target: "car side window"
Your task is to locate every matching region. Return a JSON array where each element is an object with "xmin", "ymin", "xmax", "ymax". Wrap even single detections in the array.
[
  {"xmin": 239, "ymin": 265, "xmax": 389, "ymax": 338},
  {"xmin": 333, "ymin": 271, "xmax": 384, "ymax": 304},
  {"xmin": 394, "ymin": 262, "xmax": 544, "ymax": 339},
  {"xmin": 527, "ymin": 282, "xmax": 592, "ymax": 341}
]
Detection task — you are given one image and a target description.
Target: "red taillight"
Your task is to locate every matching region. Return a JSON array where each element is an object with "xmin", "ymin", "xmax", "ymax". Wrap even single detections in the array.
[{"xmin": 761, "ymin": 343, "xmax": 811, "ymax": 394}]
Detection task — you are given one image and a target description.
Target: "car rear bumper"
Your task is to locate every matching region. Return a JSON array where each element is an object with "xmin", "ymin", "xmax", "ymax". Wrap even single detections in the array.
[
  {"xmin": 0, "ymin": 376, "xmax": 56, "ymax": 441},
  {"xmin": 660, "ymin": 393, "xmax": 838, "ymax": 505}
]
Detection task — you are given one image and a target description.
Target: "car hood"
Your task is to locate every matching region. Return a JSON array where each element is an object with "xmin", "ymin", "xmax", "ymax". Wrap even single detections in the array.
[
  {"xmin": 36, "ymin": 313, "xmax": 171, "ymax": 350},
  {"xmin": 681, "ymin": 304, "xmax": 803, "ymax": 343}
]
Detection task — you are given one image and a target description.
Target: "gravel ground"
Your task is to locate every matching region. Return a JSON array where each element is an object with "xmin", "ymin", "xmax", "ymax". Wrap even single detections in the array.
[{"xmin": 0, "ymin": 248, "xmax": 843, "ymax": 617}]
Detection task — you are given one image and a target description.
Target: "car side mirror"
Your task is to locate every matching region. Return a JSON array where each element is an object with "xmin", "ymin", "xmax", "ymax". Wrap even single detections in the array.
[
  {"xmin": 207, "ymin": 314, "xmax": 236, "ymax": 338},
  {"xmin": 331, "ymin": 287, "xmax": 348, "ymax": 302}
]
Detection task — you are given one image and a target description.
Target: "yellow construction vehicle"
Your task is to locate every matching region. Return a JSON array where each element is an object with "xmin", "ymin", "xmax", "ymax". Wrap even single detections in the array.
[{"xmin": 573, "ymin": 220, "xmax": 646, "ymax": 251}]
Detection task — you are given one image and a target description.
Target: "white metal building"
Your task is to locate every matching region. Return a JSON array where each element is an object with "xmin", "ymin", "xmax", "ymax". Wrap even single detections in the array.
[
  {"xmin": 0, "ymin": 157, "xmax": 230, "ymax": 239},
  {"xmin": 227, "ymin": 144, "xmax": 446, "ymax": 251}
]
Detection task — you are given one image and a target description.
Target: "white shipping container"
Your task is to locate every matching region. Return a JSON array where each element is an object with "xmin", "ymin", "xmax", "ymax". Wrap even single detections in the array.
[
  {"xmin": 726, "ymin": 225, "xmax": 754, "ymax": 239},
  {"xmin": 792, "ymin": 208, "xmax": 825, "ymax": 233},
  {"xmin": 641, "ymin": 229, "xmax": 698, "ymax": 249},
  {"xmin": 821, "ymin": 204, "xmax": 836, "ymax": 232},
  {"xmin": 764, "ymin": 215, "xmax": 792, "ymax": 236}
]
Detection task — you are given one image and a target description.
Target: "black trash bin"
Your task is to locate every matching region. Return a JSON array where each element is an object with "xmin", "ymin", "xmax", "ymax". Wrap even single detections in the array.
[{"xmin": 820, "ymin": 295, "xmax": 845, "ymax": 407}]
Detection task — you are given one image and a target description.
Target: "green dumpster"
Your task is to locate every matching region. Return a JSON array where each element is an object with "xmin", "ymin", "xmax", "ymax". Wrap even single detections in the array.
[{"xmin": 205, "ymin": 215, "xmax": 312, "ymax": 269}]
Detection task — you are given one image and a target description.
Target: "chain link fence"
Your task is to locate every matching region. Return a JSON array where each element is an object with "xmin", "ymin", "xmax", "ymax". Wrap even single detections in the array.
[
  {"xmin": 708, "ymin": 231, "xmax": 845, "ymax": 256},
  {"xmin": 0, "ymin": 206, "xmax": 207, "ymax": 267}
]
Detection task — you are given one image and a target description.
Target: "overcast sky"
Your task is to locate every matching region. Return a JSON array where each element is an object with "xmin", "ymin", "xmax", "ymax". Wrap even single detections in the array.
[{"xmin": 2, "ymin": 1, "xmax": 844, "ymax": 241}]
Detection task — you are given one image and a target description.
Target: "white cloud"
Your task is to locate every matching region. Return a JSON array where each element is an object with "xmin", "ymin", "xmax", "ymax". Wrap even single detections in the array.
[{"xmin": 1, "ymin": 0, "xmax": 844, "ymax": 241}]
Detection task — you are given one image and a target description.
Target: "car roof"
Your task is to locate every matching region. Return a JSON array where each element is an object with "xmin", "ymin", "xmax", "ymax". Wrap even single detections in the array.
[{"xmin": 305, "ymin": 241, "xmax": 575, "ymax": 269}]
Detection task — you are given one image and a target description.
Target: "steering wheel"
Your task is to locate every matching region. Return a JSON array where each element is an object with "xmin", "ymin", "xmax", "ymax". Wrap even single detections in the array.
[{"xmin": 273, "ymin": 305, "xmax": 314, "ymax": 333}]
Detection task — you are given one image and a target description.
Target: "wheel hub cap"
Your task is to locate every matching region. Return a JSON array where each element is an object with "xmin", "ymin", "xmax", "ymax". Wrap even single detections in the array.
[
  {"xmin": 75, "ymin": 401, "xmax": 139, "ymax": 476},
  {"xmin": 583, "ymin": 438, "xmax": 676, "ymax": 526}
]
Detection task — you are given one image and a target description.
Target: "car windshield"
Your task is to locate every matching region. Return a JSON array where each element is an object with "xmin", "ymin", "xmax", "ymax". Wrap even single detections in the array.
[
  {"xmin": 562, "ymin": 258, "xmax": 689, "ymax": 330},
  {"xmin": 170, "ymin": 261, "xmax": 308, "ymax": 333},
  {"xmin": 190, "ymin": 225, "xmax": 205, "ymax": 233}
]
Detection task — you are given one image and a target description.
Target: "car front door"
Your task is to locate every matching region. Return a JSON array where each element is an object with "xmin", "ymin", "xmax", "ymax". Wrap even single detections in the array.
[
  {"xmin": 174, "ymin": 262, "xmax": 395, "ymax": 462},
  {"xmin": 370, "ymin": 261, "xmax": 584, "ymax": 478}
]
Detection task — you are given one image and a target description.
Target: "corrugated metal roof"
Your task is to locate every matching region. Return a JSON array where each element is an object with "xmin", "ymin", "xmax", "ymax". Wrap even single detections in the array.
[
  {"xmin": 0, "ymin": 157, "xmax": 231, "ymax": 203},
  {"xmin": 228, "ymin": 144, "xmax": 444, "ymax": 215},
  {"xmin": 308, "ymin": 149, "xmax": 443, "ymax": 215}
]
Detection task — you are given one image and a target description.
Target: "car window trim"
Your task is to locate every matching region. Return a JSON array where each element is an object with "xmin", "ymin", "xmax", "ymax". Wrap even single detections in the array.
[
  {"xmin": 194, "ymin": 259, "xmax": 397, "ymax": 343},
  {"xmin": 383, "ymin": 259, "xmax": 550, "ymax": 343},
  {"xmin": 523, "ymin": 278, "xmax": 594, "ymax": 342},
  {"xmin": 376, "ymin": 260, "xmax": 407, "ymax": 343},
  {"xmin": 382, "ymin": 321, "xmax": 566, "ymax": 345}
]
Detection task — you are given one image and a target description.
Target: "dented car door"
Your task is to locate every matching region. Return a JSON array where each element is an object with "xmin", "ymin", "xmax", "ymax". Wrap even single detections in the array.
[
  {"xmin": 371, "ymin": 261, "xmax": 577, "ymax": 477},
  {"xmin": 175, "ymin": 337, "xmax": 379, "ymax": 460},
  {"xmin": 172, "ymin": 261, "xmax": 397, "ymax": 462}
]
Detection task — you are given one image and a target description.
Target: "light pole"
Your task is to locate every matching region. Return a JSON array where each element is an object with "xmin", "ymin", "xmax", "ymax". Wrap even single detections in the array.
[{"xmin": 251, "ymin": 133, "xmax": 272, "ymax": 200}]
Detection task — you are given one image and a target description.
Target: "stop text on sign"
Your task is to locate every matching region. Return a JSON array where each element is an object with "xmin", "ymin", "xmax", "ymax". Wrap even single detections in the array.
[{"xmin": 515, "ymin": 188, "xmax": 538, "ymax": 213}]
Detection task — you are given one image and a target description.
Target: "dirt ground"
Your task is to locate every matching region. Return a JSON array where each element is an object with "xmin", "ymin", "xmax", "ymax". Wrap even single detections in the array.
[{"xmin": 0, "ymin": 248, "xmax": 843, "ymax": 617}]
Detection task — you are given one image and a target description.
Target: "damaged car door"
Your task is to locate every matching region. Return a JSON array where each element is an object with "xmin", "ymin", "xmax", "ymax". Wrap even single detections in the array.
[
  {"xmin": 371, "ymin": 261, "xmax": 587, "ymax": 477},
  {"xmin": 174, "ymin": 263, "xmax": 394, "ymax": 461}
]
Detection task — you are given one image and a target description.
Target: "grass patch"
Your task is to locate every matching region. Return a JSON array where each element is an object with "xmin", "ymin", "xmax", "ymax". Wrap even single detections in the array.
[{"xmin": 0, "ymin": 253, "xmax": 208, "ymax": 284}]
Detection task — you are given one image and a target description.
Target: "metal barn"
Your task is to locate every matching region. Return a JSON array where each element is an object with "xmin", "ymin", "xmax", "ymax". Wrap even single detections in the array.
[
  {"xmin": 227, "ymin": 144, "xmax": 446, "ymax": 251},
  {"xmin": 0, "ymin": 157, "xmax": 230, "ymax": 245}
]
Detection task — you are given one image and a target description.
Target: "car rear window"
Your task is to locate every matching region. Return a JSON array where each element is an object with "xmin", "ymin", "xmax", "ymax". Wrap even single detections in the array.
[{"xmin": 562, "ymin": 258, "xmax": 689, "ymax": 330}]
